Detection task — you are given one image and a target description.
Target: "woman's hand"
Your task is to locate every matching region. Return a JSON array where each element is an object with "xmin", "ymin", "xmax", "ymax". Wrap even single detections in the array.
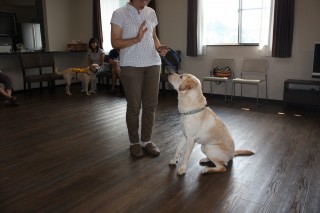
[
  {"xmin": 136, "ymin": 21, "xmax": 148, "ymax": 42},
  {"xmin": 111, "ymin": 59, "xmax": 118, "ymax": 66},
  {"xmin": 157, "ymin": 45, "xmax": 169, "ymax": 57}
]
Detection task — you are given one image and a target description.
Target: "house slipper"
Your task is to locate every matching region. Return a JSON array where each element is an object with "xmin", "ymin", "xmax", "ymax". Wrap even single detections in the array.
[
  {"xmin": 4, "ymin": 96, "xmax": 19, "ymax": 106},
  {"xmin": 4, "ymin": 101, "xmax": 19, "ymax": 106}
]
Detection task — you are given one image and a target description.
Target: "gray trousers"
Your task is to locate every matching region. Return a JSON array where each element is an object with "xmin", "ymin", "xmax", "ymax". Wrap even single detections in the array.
[{"xmin": 120, "ymin": 65, "xmax": 161, "ymax": 144}]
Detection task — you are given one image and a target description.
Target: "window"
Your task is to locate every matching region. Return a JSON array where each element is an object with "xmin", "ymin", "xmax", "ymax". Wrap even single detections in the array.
[
  {"xmin": 204, "ymin": 0, "xmax": 272, "ymax": 45},
  {"xmin": 100, "ymin": 0, "xmax": 127, "ymax": 51}
]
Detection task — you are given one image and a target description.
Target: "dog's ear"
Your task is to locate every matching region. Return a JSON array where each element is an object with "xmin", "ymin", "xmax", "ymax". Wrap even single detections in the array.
[{"xmin": 179, "ymin": 76, "xmax": 197, "ymax": 91}]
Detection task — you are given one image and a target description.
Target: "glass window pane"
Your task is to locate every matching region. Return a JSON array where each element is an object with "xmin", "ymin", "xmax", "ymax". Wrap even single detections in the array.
[
  {"xmin": 240, "ymin": 10, "xmax": 261, "ymax": 43},
  {"xmin": 242, "ymin": 0, "xmax": 262, "ymax": 9},
  {"xmin": 101, "ymin": 0, "xmax": 126, "ymax": 51},
  {"xmin": 203, "ymin": 0, "xmax": 269, "ymax": 45},
  {"xmin": 205, "ymin": 0, "xmax": 239, "ymax": 44}
]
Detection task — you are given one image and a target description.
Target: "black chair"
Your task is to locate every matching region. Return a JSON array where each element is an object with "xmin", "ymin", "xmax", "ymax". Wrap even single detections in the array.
[
  {"xmin": 19, "ymin": 53, "xmax": 61, "ymax": 96},
  {"xmin": 160, "ymin": 49, "xmax": 181, "ymax": 96},
  {"xmin": 40, "ymin": 53, "xmax": 64, "ymax": 89}
]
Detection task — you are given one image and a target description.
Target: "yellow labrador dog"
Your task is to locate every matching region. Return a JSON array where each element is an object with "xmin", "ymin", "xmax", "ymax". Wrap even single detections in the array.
[
  {"xmin": 168, "ymin": 72, "xmax": 254, "ymax": 175},
  {"xmin": 55, "ymin": 64, "xmax": 100, "ymax": 96}
]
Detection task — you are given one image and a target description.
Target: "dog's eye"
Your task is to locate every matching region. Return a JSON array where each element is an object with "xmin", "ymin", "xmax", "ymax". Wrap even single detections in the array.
[{"xmin": 179, "ymin": 75, "xmax": 183, "ymax": 79}]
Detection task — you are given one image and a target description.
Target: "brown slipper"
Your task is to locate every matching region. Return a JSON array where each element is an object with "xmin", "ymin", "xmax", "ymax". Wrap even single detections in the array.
[
  {"xmin": 10, "ymin": 96, "xmax": 17, "ymax": 101},
  {"xmin": 130, "ymin": 143, "xmax": 143, "ymax": 158},
  {"xmin": 143, "ymin": 142, "xmax": 160, "ymax": 157},
  {"xmin": 4, "ymin": 101, "xmax": 19, "ymax": 106},
  {"xmin": 10, "ymin": 96, "xmax": 19, "ymax": 106}
]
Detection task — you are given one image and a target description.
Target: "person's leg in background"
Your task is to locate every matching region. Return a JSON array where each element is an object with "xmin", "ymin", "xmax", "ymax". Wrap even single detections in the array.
[
  {"xmin": 81, "ymin": 76, "xmax": 97, "ymax": 93},
  {"xmin": 0, "ymin": 84, "xmax": 12, "ymax": 99},
  {"xmin": 111, "ymin": 69, "xmax": 118, "ymax": 92},
  {"xmin": 111, "ymin": 61, "xmax": 120, "ymax": 93},
  {"xmin": 0, "ymin": 72, "xmax": 18, "ymax": 106},
  {"xmin": 81, "ymin": 81, "xmax": 85, "ymax": 93}
]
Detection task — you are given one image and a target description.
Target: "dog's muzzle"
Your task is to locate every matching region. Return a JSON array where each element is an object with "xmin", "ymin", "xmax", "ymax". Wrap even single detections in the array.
[
  {"xmin": 92, "ymin": 68, "xmax": 99, "ymax": 74},
  {"xmin": 162, "ymin": 71, "xmax": 175, "ymax": 81}
]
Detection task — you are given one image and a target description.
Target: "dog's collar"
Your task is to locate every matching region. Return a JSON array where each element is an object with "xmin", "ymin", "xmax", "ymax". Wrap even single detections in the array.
[{"xmin": 180, "ymin": 106, "xmax": 207, "ymax": 115}]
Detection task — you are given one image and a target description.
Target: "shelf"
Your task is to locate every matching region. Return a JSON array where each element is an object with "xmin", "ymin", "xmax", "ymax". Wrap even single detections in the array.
[{"xmin": 67, "ymin": 43, "xmax": 87, "ymax": 52}]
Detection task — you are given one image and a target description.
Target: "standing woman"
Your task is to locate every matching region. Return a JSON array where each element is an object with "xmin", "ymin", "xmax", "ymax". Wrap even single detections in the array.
[
  {"xmin": 111, "ymin": 0, "xmax": 168, "ymax": 157},
  {"xmin": 84, "ymin": 37, "xmax": 107, "ymax": 92}
]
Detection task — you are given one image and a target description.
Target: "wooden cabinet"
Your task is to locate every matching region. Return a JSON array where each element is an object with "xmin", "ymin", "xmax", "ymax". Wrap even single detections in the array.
[{"xmin": 283, "ymin": 79, "xmax": 320, "ymax": 106}]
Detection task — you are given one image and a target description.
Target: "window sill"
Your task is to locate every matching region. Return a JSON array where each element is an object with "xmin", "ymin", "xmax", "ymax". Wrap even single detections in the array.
[{"xmin": 206, "ymin": 43, "xmax": 259, "ymax": 47}]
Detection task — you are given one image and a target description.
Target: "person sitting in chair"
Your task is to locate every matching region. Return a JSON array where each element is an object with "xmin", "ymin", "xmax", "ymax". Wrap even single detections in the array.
[
  {"xmin": 108, "ymin": 48, "xmax": 121, "ymax": 93},
  {"xmin": 0, "ymin": 71, "xmax": 18, "ymax": 106},
  {"xmin": 82, "ymin": 37, "xmax": 108, "ymax": 93}
]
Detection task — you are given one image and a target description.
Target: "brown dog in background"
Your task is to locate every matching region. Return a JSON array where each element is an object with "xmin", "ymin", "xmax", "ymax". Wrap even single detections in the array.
[
  {"xmin": 168, "ymin": 72, "xmax": 254, "ymax": 175},
  {"xmin": 55, "ymin": 64, "xmax": 99, "ymax": 96}
]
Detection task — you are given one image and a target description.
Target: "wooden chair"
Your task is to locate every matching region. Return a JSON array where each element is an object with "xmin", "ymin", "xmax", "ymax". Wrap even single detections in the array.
[
  {"xmin": 202, "ymin": 58, "xmax": 235, "ymax": 101},
  {"xmin": 231, "ymin": 58, "xmax": 268, "ymax": 107},
  {"xmin": 40, "ymin": 53, "xmax": 64, "ymax": 89},
  {"xmin": 19, "ymin": 53, "xmax": 62, "ymax": 96}
]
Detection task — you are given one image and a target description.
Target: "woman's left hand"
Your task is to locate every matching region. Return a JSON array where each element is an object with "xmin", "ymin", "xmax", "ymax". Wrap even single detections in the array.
[{"xmin": 157, "ymin": 45, "xmax": 169, "ymax": 57}]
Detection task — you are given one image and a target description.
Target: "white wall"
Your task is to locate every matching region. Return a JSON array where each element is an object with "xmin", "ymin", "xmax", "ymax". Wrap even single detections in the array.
[
  {"xmin": 44, "ymin": 0, "xmax": 92, "ymax": 51},
  {"xmin": 0, "ymin": 0, "xmax": 92, "ymax": 91},
  {"xmin": 156, "ymin": 0, "xmax": 320, "ymax": 100}
]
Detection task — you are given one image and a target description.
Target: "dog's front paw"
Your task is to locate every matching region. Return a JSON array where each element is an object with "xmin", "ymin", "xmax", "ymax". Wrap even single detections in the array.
[
  {"xmin": 89, "ymin": 90, "xmax": 96, "ymax": 94},
  {"xmin": 201, "ymin": 167, "xmax": 209, "ymax": 174},
  {"xmin": 177, "ymin": 166, "xmax": 187, "ymax": 175},
  {"xmin": 169, "ymin": 159, "xmax": 178, "ymax": 166},
  {"xmin": 85, "ymin": 93, "xmax": 91, "ymax": 96},
  {"xmin": 66, "ymin": 92, "xmax": 72, "ymax": 96}
]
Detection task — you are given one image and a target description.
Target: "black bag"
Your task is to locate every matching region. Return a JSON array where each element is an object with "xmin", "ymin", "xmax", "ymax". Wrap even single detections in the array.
[{"xmin": 161, "ymin": 48, "xmax": 181, "ymax": 72}]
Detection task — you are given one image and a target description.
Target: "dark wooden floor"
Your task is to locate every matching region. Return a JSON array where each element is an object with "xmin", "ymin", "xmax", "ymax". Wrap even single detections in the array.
[{"xmin": 1, "ymin": 85, "xmax": 320, "ymax": 213}]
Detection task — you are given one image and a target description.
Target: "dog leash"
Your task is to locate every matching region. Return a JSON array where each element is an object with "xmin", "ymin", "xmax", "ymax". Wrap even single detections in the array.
[{"xmin": 180, "ymin": 106, "xmax": 207, "ymax": 115}]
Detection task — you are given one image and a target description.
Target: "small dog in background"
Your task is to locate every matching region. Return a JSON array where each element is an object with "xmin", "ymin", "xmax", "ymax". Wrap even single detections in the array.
[
  {"xmin": 55, "ymin": 64, "xmax": 100, "ymax": 96},
  {"xmin": 168, "ymin": 72, "xmax": 254, "ymax": 175}
]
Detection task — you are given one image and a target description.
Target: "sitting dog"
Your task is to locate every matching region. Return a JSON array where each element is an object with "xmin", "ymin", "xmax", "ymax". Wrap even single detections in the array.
[
  {"xmin": 55, "ymin": 64, "xmax": 100, "ymax": 96},
  {"xmin": 168, "ymin": 72, "xmax": 254, "ymax": 175}
]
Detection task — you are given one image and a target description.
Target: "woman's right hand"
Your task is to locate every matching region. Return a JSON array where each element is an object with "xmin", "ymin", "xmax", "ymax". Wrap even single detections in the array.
[{"xmin": 136, "ymin": 21, "xmax": 148, "ymax": 42}]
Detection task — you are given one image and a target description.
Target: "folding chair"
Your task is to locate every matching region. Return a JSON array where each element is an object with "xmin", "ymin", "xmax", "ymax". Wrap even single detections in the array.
[
  {"xmin": 202, "ymin": 58, "xmax": 235, "ymax": 101},
  {"xmin": 231, "ymin": 58, "xmax": 268, "ymax": 107}
]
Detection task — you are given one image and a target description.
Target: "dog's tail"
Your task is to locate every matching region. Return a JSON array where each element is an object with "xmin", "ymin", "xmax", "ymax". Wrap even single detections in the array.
[
  {"xmin": 234, "ymin": 150, "xmax": 254, "ymax": 156},
  {"xmin": 54, "ymin": 68, "xmax": 63, "ymax": 75}
]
